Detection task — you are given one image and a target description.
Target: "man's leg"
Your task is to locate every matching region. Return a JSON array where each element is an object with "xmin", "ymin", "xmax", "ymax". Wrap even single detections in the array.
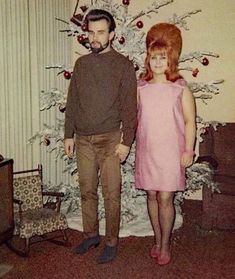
[
  {"xmin": 93, "ymin": 130, "xmax": 121, "ymax": 263},
  {"xmin": 75, "ymin": 135, "xmax": 100, "ymax": 253},
  {"xmin": 100, "ymin": 151, "xmax": 121, "ymax": 246}
]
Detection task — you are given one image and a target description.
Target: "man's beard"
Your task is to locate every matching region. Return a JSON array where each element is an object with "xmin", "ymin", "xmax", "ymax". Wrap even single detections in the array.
[{"xmin": 90, "ymin": 41, "xmax": 110, "ymax": 54}]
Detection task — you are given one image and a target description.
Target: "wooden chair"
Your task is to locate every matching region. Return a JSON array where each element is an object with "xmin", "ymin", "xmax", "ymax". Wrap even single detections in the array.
[
  {"xmin": 6, "ymin": 164, "xmax": 68, "ymax": 256},
  {"xmin": 197, "ymin": 123, "xmax": 235, "ymax": 230}
]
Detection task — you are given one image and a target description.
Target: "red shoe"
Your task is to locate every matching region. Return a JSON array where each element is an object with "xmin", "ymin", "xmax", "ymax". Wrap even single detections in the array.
[
  {"xmin": 157, "ymin": 253, "xmax": 171, "ymax": 265},
  {"xmin": 150, "ymin": 244, "xmax": 161, "ymax": 258}
]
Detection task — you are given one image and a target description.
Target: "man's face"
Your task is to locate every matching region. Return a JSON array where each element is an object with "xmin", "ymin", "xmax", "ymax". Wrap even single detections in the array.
[{"xmin": 88, "ymin": 19, "xmax": 114, "ymax": 53}]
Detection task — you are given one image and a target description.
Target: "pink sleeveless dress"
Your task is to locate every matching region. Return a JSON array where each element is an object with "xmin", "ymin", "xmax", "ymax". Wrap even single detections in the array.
[{"xmin": 135, "ymin": 80, "xmax": 186, "ymax": 192}]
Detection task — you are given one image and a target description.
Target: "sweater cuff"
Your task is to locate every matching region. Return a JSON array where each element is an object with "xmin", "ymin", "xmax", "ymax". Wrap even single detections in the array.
[
  {"xmin": 122, "ymin": 130, "xmax": 135, "ymax": 147},
  {"xmin": 64, "ymin": 131, "xmax": 74, "ymax": 139}
]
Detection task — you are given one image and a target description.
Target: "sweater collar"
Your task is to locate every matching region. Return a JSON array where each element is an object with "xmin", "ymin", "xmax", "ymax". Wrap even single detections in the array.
[{"xmin": 91, "ymin": 48, "xmax": 115, "ymax": 58}]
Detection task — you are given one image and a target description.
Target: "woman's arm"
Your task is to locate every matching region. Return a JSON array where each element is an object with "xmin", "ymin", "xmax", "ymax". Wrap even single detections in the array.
[{"xmin": 181, "ymin": 86, "xmax": 196, "ymax": 167}]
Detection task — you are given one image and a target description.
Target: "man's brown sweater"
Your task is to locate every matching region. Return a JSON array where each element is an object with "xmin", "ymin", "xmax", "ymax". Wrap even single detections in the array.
[{"xmin": 64, "ymin": 48, "xmax": 137, "ymax": 147}]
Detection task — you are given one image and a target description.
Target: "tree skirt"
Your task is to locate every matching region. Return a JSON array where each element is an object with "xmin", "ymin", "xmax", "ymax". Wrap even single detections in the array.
[{"xmin": 66, "ymin": 196, "xmax": 183, "ymax": 237}]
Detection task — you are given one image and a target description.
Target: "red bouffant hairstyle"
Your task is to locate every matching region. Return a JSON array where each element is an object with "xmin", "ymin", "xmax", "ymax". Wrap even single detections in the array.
[{"xmin": 141, "ymin": 23, "xmax": 183, "ymax": 82}]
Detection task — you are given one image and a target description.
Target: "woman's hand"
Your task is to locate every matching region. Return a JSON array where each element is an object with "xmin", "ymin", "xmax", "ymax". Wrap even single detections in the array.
[{"xmin": 181, "ymin": 152, "xmax": 194, "ymax": 168}]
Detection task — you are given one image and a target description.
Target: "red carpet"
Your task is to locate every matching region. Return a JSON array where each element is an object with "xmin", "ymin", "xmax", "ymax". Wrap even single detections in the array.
[{"xmin": 0, "ymin": 200, "xmax": 235, "ymax": 279}]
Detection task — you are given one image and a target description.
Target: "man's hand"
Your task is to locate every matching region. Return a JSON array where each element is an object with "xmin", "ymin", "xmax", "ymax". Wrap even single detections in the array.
[
  {"xmin": 115, "ymin": 143, "xmax": 130, "ymax": 163},
  {"xmin": 64, "ymin": 138, "xmax": 75, "ymax": 158}
]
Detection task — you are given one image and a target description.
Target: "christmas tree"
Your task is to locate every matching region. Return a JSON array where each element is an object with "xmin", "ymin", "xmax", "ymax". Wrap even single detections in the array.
[{"xmin": 29, "ymin": 0, "xmax": 222, "ymax": 232}]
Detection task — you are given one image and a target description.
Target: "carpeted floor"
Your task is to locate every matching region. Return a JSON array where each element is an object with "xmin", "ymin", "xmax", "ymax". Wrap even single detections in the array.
[
  {"xmin": 0, "ymin": 265, "xmax": 13, "ymax": 278},
  {"xmin": 0, "ymin": 200, "xmax": 235, "ymax": 279}
]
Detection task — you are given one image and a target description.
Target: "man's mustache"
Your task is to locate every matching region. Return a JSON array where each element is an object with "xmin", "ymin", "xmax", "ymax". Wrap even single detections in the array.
[{"xmin": 91, "ymin": 41, "xmax": 101, "ymax": 46}]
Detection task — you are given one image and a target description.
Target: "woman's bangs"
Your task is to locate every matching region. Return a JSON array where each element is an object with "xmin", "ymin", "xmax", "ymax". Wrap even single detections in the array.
[{"xmin": 150, "ymin": 47, "xmax": 167, "ymax": 57}]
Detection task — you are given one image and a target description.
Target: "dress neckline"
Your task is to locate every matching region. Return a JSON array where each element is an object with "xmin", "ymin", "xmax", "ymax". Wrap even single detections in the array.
[{"xmin": 147, "ymin": 81, "xmax": 173, "ymax": 85}]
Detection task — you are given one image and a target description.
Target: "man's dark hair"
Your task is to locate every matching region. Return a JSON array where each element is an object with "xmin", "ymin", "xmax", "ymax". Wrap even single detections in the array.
[{"xmin": 85, "ymin": 9, "xmax": 116, "ymax": 32}]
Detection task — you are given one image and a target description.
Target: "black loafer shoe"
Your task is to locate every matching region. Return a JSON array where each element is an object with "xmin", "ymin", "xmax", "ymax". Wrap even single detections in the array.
[
  {"xmin": 73, "ymin": 236, "xmax": 100, "ymax": 255},
  {"xmin": 96, "ymin": 245, "xmax": 117, "ymax": 264}
]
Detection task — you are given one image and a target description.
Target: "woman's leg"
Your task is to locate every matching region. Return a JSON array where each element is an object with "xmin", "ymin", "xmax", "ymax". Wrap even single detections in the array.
[
  {"xmin": 157, "ymin": 191, "xmax": 175, "ymax": 258},
  {"xmin": 146, "ymin": 191, "xmax": 161, "ymax": 247}
]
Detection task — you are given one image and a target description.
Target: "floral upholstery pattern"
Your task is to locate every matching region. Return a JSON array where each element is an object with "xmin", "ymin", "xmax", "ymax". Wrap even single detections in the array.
[
  {"xmin": 13, "ymin": 174, "xmax": 68, "ymax": 239},
  {"xmin": 13, "ymin": 175, "xmax": 43, "ymax": 211}
]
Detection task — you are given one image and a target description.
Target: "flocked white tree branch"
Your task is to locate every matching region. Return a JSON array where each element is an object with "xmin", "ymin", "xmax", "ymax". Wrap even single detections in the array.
[
  {"xmin": 168, "ymin": 9, "xmax": 202, "ymax": 30},
  {"xmin": 179, "ymin": 51, "xmax": 219, "ymax": 63}
]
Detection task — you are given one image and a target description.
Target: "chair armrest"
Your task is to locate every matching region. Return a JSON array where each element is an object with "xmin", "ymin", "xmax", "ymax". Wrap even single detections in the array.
[
  {"xmin": 13, "ymin": 198, "xmax": 23, "ymax": 219},
  {"xmin": 42, "ymin": 192, "xmax": 64, "ymax": 212},
  {"xmin": 42, "ymin": 191, "xmax": 64, "ymax": 198},
  {"xmin": 196, "ymin": 155, "xmax": 218, "ymax": 170}
]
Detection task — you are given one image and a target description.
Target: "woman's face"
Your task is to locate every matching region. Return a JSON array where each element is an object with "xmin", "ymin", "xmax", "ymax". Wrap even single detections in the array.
[{"xmin": 149, "ymin": 50, "xmax": 168, "ymax": 75}]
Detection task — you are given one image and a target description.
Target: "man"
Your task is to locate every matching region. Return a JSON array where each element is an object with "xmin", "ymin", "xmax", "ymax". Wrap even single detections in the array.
[{"xmin": 64, "ymin": 9, "xmax": 137, "ymax": 264}]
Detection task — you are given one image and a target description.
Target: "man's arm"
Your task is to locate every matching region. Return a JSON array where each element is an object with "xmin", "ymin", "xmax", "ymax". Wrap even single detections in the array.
[
  {"xmin": 119, "ymin": 60, "xmax": 137, "ymax": 147},
  {"xmin": 116, "ymin": 60, "xmax": 137, "ymax": 162},
  {"xmin": 181, "ymin": 86, "xmax": 196, "ymax": 167},
  {"xmin": 64, "ymin": 59, "xmax": 80, "ymax": 157}
]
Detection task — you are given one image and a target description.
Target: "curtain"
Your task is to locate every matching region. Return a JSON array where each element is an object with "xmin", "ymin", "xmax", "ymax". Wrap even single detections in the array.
[{"xmin": 0, "ymin": 0, "xmax": 72, "ymax": 185}]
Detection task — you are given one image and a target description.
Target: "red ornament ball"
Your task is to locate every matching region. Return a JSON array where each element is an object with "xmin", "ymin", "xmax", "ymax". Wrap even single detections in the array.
[
  {"xmin": 202, "ymin": 57, "xmax": 209, "ymax": 66},
  {"xmin": 122, "ymin": 0, "xmax": 130, "ymax": 5},
  {"xmin": 136, "ymin": 20, "xmax": 144, "ymax": 29},
  {"xmin": 118, "ymin": 36, "xmax": 125, "ymax": 44},
  {"xmin": 77, "ymin": 34, "xmax": 85, "ymax": 44},
  {"xmin": 192, "ymin": 68, "xmax": 199, "ymax": 77},
  {"xmin": 43, "ymin": 138, "xmax": 50, "ymax": 146},
  {"xmin": 134, "ymin": 64, "xmax": 139, "ymax": 71},
  {"xmin": 63, "ymin": 71, "xmax": 71, "ymax": 80},
  {"xmin": 59, "ymin": 105, "xmax": 66, "ymax": 113}
]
